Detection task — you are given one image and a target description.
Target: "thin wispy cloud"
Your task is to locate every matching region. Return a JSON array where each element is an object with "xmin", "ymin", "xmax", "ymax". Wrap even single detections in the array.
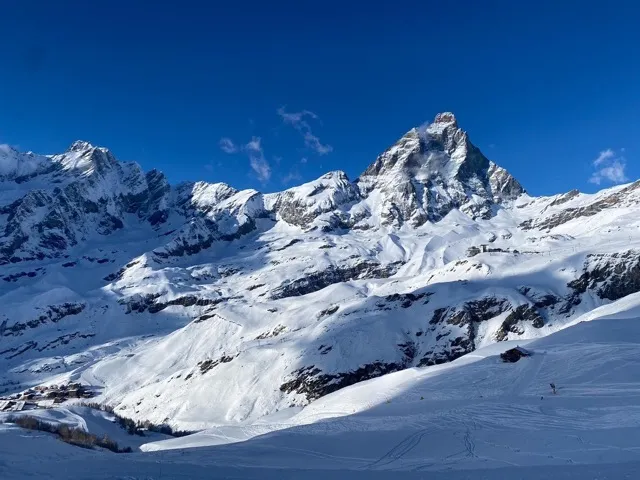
[
  {"xmin": 282, "ymin": 168, "xmax": 302, "ymax": 185},
  {"xmin": 304, "ymin": 132, "xmax": 333, "ymax": 155},
  {"xmin": 592, "ymin": 149, "xmax": 615, "ymax": 167},
  {"xmin": 219, "ymin": 137, "xmax": 238, "ymax": 154},
  {"xmin": 589, "ymin": 148, "xmax": 628, "ymax": 185},
  {"xmin": 244, "ymin": 136, "xmax": 271, "ymax": 183},
  {"xmin": 245, "ymin": 137, "xmax": 261, "ymax": 153},
  {"xmin": 218, "ymin": 135, "xmax": 272, "ymax": 183},
  {"xmin": 277, "ymin": 106, "xmax": 333, "ymax": 155},
  {"xmin": 277, "ymin": 108, "xmax": 318, "ymax": 125}
]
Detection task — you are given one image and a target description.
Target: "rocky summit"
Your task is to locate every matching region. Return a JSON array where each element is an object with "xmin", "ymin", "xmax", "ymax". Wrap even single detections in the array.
[{"xmin": 2, "ymin": 113, "xmax": 640, "ymax": 429}]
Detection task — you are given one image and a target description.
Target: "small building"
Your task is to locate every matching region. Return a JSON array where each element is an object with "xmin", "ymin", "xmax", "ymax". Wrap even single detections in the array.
[
  {"xmin": 466, "ymin": 246, "xmax": 481, "ymax": 257},
  {"xmin": 500, "ymin": 346, "xmax": 532, "ymax": 363},
  {"xmin": 10, "ymin": 401, "xmax": 26, "ymax": 412}
]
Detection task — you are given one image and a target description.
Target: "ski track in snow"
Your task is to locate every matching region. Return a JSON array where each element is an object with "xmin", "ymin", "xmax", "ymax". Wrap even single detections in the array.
[{"xmin": 3, "ymin": 313, "xmax": 640, "ymax": 478}]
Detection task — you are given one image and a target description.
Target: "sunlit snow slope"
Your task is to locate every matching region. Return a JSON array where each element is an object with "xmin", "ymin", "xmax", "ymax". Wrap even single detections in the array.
[
  {"xmin": 3, "ymin": 297, "xmax": 640, "ymax": 478},
  {"xmin": 2, "ymin": 113, "xmax": 640, "ymax": 431}
]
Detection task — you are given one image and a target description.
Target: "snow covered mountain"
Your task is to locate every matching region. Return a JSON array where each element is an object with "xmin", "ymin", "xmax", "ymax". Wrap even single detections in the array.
[
  {"xmin": 2, "ymin": 112, "xmax": 640, "ymax": 430},
  {"xmin": 5, "ymin": 295, "xmax": 640, "ymax": 478}
]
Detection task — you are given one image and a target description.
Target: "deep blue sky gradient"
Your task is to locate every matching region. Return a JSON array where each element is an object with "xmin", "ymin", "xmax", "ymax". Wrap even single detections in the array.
[{"xmin": 1, "ymin": 1, "xmax": 639, "ymax": 194}]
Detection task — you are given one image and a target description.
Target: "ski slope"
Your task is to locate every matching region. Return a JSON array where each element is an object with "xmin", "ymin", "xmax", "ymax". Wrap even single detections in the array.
[{"xmin": 2, "ymin": 296, "xmax": 640, "ymax": 478}]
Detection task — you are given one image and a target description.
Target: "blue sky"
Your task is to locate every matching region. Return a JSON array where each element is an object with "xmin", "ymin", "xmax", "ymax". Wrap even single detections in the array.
[{"xmin": 0, "ymin": 1, "xmax": 638, "ymax": 195}]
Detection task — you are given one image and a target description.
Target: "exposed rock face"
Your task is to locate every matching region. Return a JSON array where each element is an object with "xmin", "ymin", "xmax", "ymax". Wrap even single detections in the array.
[
  {"xmin": 548, "ymin": 189, "xmax": 580, "ymax": 207},
  {"xmin": 422, "ymin": 297, "xmax": 513, "ymax": 365},
  {"xmin": 357, "ymin": 113, "xmax": 524, "ymax": 226},
  {"xmin": 197, "ymin": 354, "xmax": 237, "ymax": 375},
  {"xmin": 568, "ymin": 250, "xmax": 640, "ymax": 301},
  {"xmin": 266, "ymin": 113, "xmax": 523, "ymax": 230},
  {"xmin": 2, "ymin": 303, "xmax": 86, "ymax": 337},
  {"xmin": 495, "ymin": 305, "xmax": 544, "ymax": 342},
  {"xmin": 522, "ymin": 181, "xmax": 640, "ymax": 231},
  {"xmin": 280, "ymin": 361, "xmax": 404, "ymax": 402},
  {"xmin": 518, "ymin": 287, "xmax": 561, "ymax": 309},
  {"xmin": 153, "ymin": 219, "xmax": 217, "ymax": 260},
  {"xmin": 419, "ymin": 296, "xmax": 547, "ymax": 363},
  {"xmin": 1, "ymin": 115, "xmax": 523, "ymax": 266},
  {"xmin": 0, "ymin": 142, "xmax": 174, "ymax": 264},
  {"xmin": 270, "ymin": 261, "xmax": 403, "ymax": 300},
  {"xmin": 139, "ymin": 169, "xmax": 171, "ymax": 224},
  {"xmin": 266, "ymin": 171, "xmax": 361, "ymax": 229},
  {"xmin": 119, "ymin": 292, "xmax": 233, "ymax": 314},
  {"xmin": 0, "ymin": 142, "xmax": 268, "ymax": 265}
]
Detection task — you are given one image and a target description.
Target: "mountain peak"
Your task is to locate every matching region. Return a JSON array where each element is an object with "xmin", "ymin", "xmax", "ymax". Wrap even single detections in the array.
[
  {"xmin": 320, "ymin": 170, "xmax": 350, "ymax": 182},
  {"xmin": 424, "ymin": 112, "xmax": 461, "ymax": 137},
  {"xmin": 68, "ymin": 140, "xmax": 97, "ymax": 152},
  {"xmin": 433, "ymin": 112, "xmax": 457, "ymax": 126},
  {"xmin": 357, "ymin": 112, "xmax": 524, "ymax": 225},
  {"xmin": 0, "ymin": 143, "xmax": 19, "ymax": 155},
  {"xmin": 54, "ymin": 140, "xmax": 118, "ymax": 176},
  {"xmin": 0, "ymin": 144, "xmax": 49, "ymax": 179}
]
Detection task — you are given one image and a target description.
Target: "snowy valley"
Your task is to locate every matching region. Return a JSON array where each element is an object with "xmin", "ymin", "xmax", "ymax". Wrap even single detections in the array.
[{"xmin": 2, "ymin": 113, "xmax": 640, "ymax": 478}]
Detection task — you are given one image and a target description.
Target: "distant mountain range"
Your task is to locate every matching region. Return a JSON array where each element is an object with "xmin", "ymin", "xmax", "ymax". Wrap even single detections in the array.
[{"xmin": 2, "ymin": 112, "xmax": 640, "ymax": 429}]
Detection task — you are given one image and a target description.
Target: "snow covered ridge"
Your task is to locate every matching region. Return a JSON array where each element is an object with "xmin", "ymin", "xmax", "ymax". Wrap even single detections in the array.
[
  {"xmin": 0, "ymin": 112, "xmax": 522, "ymax": 264},
  {"xmin": 2, "ymin": 112, "xmax": 640, "ymax": 430}
]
